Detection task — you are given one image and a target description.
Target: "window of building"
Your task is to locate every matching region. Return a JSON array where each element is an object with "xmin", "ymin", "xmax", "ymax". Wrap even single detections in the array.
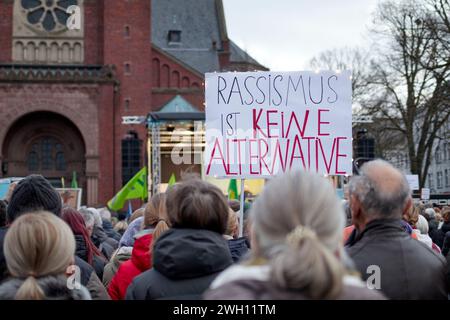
[
  {"xmin": 436, "ymin": 146, "xmax": 442, "ymax": 164},
  {"xmin": 122, "ymin": 131, "xmax": 142, "ymax": 185},
  {"xmin": 27, "ymin": 137, "xmax": 66, "ymax": 172},
  {"xmin": 168, "ymin": 30, "xmax": 182, "ymax": 44},
  {"xmin": 437, "ymin": 171, "xmax": 443, "ymax": 189},
  {"xmin": 124, "ymin": 62, "xmax": 131, "ymax": 75},
  {"xmin": 428, "ymin": 173, "xmax": 434, "ymax": 189},
  {"xmin": 124, "ymin": 25, "xmax": 130, "ymax": 38},
  {"xmin": 445, "ymin": 169, "xmax": 449, "ymax": 188},
  {"xmin": 124, "ymin": 98, "xmax": 131, "ymax": 111}
]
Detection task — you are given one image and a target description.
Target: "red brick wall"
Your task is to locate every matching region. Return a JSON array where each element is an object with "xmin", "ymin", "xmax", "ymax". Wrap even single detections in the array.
[
  {"xmin": 102, "ymin": 0, "xmax": 152, "ymax": 191},
  {"xmin": 151, "ymin": 47, "xmax": 205, "ymax": 111},
  {"xmin": 0, "ymin": 0, "xmax": 13, "ymax": 62}
]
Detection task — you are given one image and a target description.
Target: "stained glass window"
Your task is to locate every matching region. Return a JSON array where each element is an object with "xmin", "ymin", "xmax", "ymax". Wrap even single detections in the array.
[{"xmin": 21, "ymin": 0, "xmax": 78, "ymax": 32}]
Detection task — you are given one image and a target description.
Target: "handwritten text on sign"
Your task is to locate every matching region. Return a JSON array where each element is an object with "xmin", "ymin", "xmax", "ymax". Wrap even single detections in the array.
[{"xmin": 204, "ymin": 71, "xmax": 353, "ymax": 177}]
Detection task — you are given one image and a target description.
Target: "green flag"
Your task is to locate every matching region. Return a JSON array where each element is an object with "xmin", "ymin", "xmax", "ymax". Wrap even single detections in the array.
[
  {"xmin": 71, "ymin": 171, "xmax": 78, "ymax": 189},
  {"xmin": 107, "ymin": 167, "xmax": 148, "ymax": 211},
  {"xmin": 228, "ymin": 179, "xmax": 238, "ymax": 200},
  {"xmin": 168, "ymin": 173, "xmax": 176, "ymax": 187}
]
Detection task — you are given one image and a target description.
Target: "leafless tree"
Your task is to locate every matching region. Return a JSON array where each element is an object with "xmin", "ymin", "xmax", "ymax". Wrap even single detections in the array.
[{"xmin": 363, "ymin": 0, "xmax": 450, "ymax": 187}]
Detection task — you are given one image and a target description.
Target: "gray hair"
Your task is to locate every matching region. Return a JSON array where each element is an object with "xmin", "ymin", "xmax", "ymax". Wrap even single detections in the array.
[
  {"xmin": 98, "ymin": 208, "xmax": 111, "ymax": 221},
  {"xmin": 250, "ymin": 170, "xmax": 345, "ymax": 299},
  {"xmin": 78, "ymin": 208, "xmax": 95, "ymax": 229},
  {"xmin": 416, "ymin": 215, "xmax": 429, "ymax": 234},
  {"xmin": 349, "ymin": 159, "xmax": 411, "ymax": 219},
  {"xmin": 87, "ymin": 208, "xmax": 103, "ymax": 228}
]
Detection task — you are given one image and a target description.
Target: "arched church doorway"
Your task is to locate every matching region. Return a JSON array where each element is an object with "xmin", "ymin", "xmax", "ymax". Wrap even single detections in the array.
[{"xmin": 2, "ymin": 111, "xmax": 86, "ymax": 200}]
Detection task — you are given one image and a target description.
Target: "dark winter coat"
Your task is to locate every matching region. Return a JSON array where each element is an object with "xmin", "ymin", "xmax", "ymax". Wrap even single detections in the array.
[
  {"xmin": 429, "ymin": 220, "xmax": 446, "ymax": 249},
  {"xmin": 74, "ymin": 234, "xmax": 107, "ymax": 281},
  {"xmin": 125, "ymin": 228, "xmax": 233, "ymax": 300},
  {"xmin": 0, "ymin": 227, "xmax": 7, "ymax": 282},
  {"xmin": 0, "ymin": 275, "xmax": 91, "ymax": 300},
  {"xmin": 92, "ymin": 226, "xmax": 118, "ymax": 260},
  {"xmin": 103, "ymin": 219, "xmax": 122, "ymax": 242},
  {"xmin": 227, "ymin": 237, "xmax": 250, "ymax": 263},
  {"xmin": 346, "ymin": 219, "xmax": 448, "ymax": 300}
]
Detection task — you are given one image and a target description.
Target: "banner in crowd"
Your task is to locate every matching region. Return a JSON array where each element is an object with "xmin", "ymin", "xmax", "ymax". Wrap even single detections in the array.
[
  {"xmin": 204, "ymin": 71, "xmax": 353, "ymax": 178},
  {"xmin": 108, "ymin": 167, "xmax": 147, "ymax": 211}
]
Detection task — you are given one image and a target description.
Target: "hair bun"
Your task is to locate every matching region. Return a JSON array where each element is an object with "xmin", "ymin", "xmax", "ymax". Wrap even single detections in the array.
[{"xmin": 286, "ymin": 225, "xmax": 317, "ymax": 247}]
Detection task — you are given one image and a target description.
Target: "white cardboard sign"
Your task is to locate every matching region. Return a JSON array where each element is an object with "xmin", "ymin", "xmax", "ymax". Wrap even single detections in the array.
[{"xmin": 204, "ymin": 71, "xmax": 353, "ymax": 178}]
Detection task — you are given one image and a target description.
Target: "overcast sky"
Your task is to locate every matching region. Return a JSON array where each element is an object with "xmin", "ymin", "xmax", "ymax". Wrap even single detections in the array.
[{"xmin": 223, "ymin": 0, "xmax": 380, "ymax": 71}]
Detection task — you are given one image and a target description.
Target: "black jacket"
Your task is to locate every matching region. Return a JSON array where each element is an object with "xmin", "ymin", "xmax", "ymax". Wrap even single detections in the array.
[
  {"xmin": 227, "ymin": 237, "xmax": 250, "ymax": 263},
  {"xmin": 0, "ymin": 227, "xmax": 7, "ymax": 282},
  {"xmin": 126, "ymin": 228, "xmax": 233, "ymax": 300},
  {"xmin": 429, "ymin": 220, "xmax": 446, "ymax": 249},
  {"xmin": 92, "ymin": 226, "xmax": 118, "ymax": 260},
  {"xmin": 102, "ymin": 219, "xmax": 122, "ymax": 242},
  {"xmin": 346, "ymin": 219, "xmax": 448, "ymax": 300},
  {"xmin": 0, "ymin": 275, "xmax": 91, "ymax": 300},
  {"xmin": 74, "ymin": 234, "xmax": 106, "ymax": 281}
]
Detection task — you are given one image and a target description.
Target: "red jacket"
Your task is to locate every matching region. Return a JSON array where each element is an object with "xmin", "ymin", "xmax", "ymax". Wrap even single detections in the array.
[{"xmin": 108, "ymin": 232, "xmax": 153, "ymax": 300}]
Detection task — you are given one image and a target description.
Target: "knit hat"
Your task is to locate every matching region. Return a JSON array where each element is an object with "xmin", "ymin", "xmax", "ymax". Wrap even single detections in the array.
[{"xmin": 7, "ymin": 175, "xmax": 62, "ymax": 223}]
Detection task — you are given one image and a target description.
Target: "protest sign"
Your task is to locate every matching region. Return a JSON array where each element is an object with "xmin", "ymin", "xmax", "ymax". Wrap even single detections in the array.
[
  {"xmin": 406, "ymin": 174, "xmax": 419, "ymax": 190},
  {"xmin": 204, "ymin": 71, "xmax": 353, "ymax": 178}
]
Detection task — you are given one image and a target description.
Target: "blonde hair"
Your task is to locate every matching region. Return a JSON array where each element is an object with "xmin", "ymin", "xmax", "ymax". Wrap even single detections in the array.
[
  {"xmin": 4, "ymin": 211, "xmax": 75, "ymax": 300},
  {"xmin": 251, "ymin": 171, "xmax": 345, "ymax": 299},
  {"xmin": 225, "ymin": 209, "xmax": 238, "ymax": 237},
  {"xmin": 143, "ymin": 193, "xmax": 170, "ymax": 249},
  {"xmin": 113, "ymin": 220, "xmax": 128, "ymax": 233}
]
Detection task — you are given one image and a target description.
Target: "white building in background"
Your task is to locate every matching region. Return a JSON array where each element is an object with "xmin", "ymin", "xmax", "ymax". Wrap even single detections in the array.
[
  {"xmin": 425, "ymin": 118, "xmax": 450, "ymax": 194},
  {"xmin": 382, "ymin": 116, "xmax": 449, "ymax": 194}
]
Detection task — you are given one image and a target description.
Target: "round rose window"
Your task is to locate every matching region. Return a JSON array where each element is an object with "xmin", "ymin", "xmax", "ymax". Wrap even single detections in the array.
[{"xmin": 21, "ymin": 0, "xmax": 78, "ymax": 32}]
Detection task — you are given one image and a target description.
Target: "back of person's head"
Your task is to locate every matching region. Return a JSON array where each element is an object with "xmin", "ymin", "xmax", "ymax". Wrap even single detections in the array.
[
  {"xmin": 0, "ymin": 200, "xmax": 7, "ymax": 227},
  {"xmin": 166, "ymin": 178, "xmax": 229, "ymax": 234},
  {"xmin": 250, "ymin": 170, "xmax": 345, "ymax": 299},
  {"xmin": 98, "ymin": 207, "xmax": 111, "ymax": 221},
  {"xmin": 349, "ymin": 159, "xmax": 411, "ymax": 220},
  {"xmin": 225, "ymin": 209, "xmax": 238, "ymax": 238},
  {"xmin": 87, "ymin": 207, "xmax": 102, "ymax": 228},
  {"xmin": 424, "ymin": 208, "xmax": 436, "ymax": 220},
  {"xmin": 128, "ymin": 208, "xmax": 145, "ymax": 224},
  {"xmin": 143, "ymin": 193, "xmax": 169, "ymax": 246},
  {"xmin": 416, "ymin": 214, "xmax": 429, "ymax": 234},
  {"xmin": 62, "ymin": 207, "xmax": 103, "ymax": 265},
  {"xmin": 442, "ymin": 207, "xmax": 450, "ymax": 223},
  {"xmin": 7, "ymin": 175, "xmax": 62, "ymax": 223},
  {"xmin": 78, "ymin": 207, "xmax": 95, "ymax": 231},
  {"xmin": 228, "ymin": 200, "xmax": 240, "ymax": 212},
  {"xmin": 4, "ymin": 211, "xmax": 75, "ymax": 300},
  {"xmin": 114, "ymin": 220, "xmax": 128, "ymax": 235}
]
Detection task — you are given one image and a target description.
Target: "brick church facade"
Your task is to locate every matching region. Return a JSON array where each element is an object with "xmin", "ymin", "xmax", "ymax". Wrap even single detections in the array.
[{"xmin": 0, "ymin": 0, "xmax": 266, "ymax": 207}]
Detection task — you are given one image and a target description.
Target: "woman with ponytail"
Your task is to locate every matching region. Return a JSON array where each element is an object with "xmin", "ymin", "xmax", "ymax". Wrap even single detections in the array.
[
  {"xmin": 108, "ymin": 193, "xmax": 169, "ymax": 300},
  {"xmin": 62, "ymin": 207, "xmax": 107, "ymax": 280},
  {"xmin": 0, "ymin": 211, "xmax": 90, "ymax": 300},
  {"xmin": 205, "ymin": 171, "xmax": 385, "ymax": 300}
]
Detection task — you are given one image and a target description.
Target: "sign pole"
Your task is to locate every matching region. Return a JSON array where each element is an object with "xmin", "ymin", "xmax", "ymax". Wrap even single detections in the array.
[{"xmin": 239, "ymin": 178, "xmax": 245, "ymax": 237}]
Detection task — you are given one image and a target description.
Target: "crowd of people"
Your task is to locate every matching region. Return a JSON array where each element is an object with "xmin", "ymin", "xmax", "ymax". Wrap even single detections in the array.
[{"xmin": 0, "ymin": 159, "xmax": 449, "ymax": 300}]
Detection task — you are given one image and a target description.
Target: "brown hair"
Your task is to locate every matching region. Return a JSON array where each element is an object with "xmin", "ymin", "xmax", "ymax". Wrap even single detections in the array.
[
  {"xmin": 128, "ymin": 208, "xmax": 145, "ymax": 224},
  {"xmin": 143, "ymin": 193, "xmax": 170, "ymax": 248},
  {"xmin": 166, "ymin": 178, "xmax": 228, "ymax": 234}
]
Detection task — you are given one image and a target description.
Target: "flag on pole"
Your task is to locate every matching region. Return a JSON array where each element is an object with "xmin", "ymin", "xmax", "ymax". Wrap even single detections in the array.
[
  {"xmin": 168, "ymin": 173, "xmax": 176, "ymax": 187},
  {"xmin": 107, "ymin": 167, "xmax": 148, "ymax": 211},
  {"xmin": 71, "ymin": 171, "xmax": 78, "ymax": 189},
  {"xmin": 127, "ymin": 200, "xmax": 133, "ymax": 218},
  {"xmin": 228, "ymin": 179, "xmax": 238, "ymax": 200}
]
